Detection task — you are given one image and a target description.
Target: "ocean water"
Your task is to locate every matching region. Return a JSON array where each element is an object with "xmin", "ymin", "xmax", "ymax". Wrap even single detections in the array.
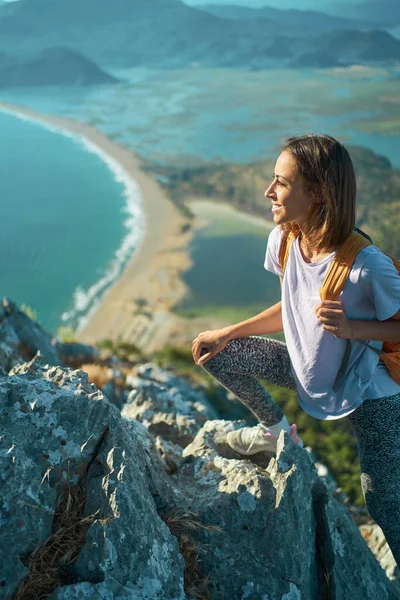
[{"xmin": 0, "ymin": 110, "xmax": 144, "ymax": 336}]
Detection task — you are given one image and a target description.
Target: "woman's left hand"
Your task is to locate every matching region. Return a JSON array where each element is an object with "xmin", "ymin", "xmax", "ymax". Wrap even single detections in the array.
[{"xmin": 314, "ymin": 300, "xmax": 353, "ymax": 339}]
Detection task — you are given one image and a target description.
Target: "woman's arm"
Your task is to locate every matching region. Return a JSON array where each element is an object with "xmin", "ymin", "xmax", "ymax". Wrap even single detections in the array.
[
  {"xmin": 316, "ymin": 301, "xmax": 400, "ymax": 341},
  {"xmin": 349, "ymin": 308, "xmax": 400, "ymax": 341}
]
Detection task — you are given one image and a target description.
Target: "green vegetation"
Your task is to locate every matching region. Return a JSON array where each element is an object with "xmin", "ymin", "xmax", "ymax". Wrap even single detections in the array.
[
  {"xmin": 152, "ymin": 344, "xmax": 199, "ymax": 377},
  {"xmin": 20, "ymin": 304, "xmax": 40, "ymax": 324},
  {"xmin": 96, "ymin": 336, "xmax": 145, "ymax": 361},
  {"xmin": 175, "ymin": 304, "xmax": 278, "ymax": 325},
  {"xmin": 56, "ymin": 326, "xmax": 77, "ymax": 343}
]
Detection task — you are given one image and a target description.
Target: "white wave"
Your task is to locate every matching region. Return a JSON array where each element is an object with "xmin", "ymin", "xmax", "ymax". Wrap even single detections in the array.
[{"xmin": 0, "ymin": 104, "xmax": 147, "ymax": 335}]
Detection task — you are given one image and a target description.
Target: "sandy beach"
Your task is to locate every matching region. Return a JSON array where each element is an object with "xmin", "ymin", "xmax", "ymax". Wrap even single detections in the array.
[{"xmin": 0, "ymin": 101, "xmax": 274, "ymax": 354}]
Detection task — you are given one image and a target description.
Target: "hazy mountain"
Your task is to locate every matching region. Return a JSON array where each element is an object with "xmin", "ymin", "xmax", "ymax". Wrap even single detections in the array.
[
  {"xmin": 316, "ymin": 30, "xmax": 400, "ymax": 63},
  {"xmin": 0, "ymin": 48, "xmax": 119, "ymax": 88},
  {"xmin": 289, "ymin": 51, "xmax": 341, "ymax": 69},
  {"xmin": 0, "ymin": 0, "xmax": 239, "ymax": 66},
  {"xmin": 0, "ymin": 0, "xmax": 398, "ymax": 70},
  {"xmin": 325, "ymin": 0, "xmax": 400, "ymax": 25},
  {"xmin": 198, "ymin": 4, "xmax": 375, "ymax": 35}
]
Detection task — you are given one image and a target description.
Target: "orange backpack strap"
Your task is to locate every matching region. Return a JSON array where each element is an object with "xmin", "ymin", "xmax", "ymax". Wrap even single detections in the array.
[
  {"xmin": 325, "ymin": 231, "xmax": 374, "ymax": 391},
  {"xmin": 322, "ymin": 232, "xmax": 372, "ymax": 391},
  {"xmin": 320, "ymin": 232, "xmax": 372, "ymax": 301},
  {"xmin": 279, "ymin": 229, "xmax": 299, "ymax": 274}
]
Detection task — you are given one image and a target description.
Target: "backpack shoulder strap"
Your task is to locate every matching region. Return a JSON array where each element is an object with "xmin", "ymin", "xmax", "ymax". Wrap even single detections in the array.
[
  {"xmin": 324, "ymin": 231, "xmax": 373, "ymax": 392},
  {"xmin": 279, "ymin": 229, "xmax": 299, "ymax": 274},
  {"xmin": 323, "ymin": 229, "xmax": 400, "ymax": 297},
  {"xmin": 320, "ymin": 232, "xmax": 372, "ymax": 301}
]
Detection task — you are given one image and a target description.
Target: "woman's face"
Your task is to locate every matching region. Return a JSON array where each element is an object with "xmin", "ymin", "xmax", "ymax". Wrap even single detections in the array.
[{"xmin": 264, "ymin": 150, "xmax": 316, "ymax": 227}]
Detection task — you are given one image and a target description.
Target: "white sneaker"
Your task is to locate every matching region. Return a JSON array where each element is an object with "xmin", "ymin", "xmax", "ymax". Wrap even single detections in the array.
[{"xmin": 226, "ymin": 422, "xmax": 304, "ymax": 456}]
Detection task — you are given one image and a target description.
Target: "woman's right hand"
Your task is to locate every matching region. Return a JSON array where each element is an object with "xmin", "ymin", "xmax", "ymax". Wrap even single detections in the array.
[{"xmin": 192, "ymin": 328, "xmax": 231, "ymax": 366}]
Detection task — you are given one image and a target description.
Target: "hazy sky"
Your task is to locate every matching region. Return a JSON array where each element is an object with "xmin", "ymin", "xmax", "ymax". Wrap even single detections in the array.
[
  {"xmin": 0, "ymin": 0, "xmax": 368, "ymax": 7},
  {"xmin": 183, "ymin": 0, "xmax": 365, "ymax": 10},
  {"xmin": 0, "ymin": 0, "xmax": 370, "ymax": 10}
]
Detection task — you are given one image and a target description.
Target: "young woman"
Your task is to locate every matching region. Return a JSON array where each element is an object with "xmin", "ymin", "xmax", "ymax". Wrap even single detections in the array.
[{"xmin": 191, "ymin": 133, "xmax": 400, "ymax": 565}]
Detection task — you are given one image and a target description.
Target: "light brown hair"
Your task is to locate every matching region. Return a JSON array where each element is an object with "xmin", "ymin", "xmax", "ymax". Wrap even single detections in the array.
[{"xmin": 280, "ymin": 133, "xmax": 357, "ymax": 252}]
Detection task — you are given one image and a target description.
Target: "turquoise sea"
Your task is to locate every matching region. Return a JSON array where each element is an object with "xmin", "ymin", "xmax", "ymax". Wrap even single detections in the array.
[
  {"xmin": 0, "ymin": 110, "xmax": 144, "ymax": 335},
  {"xmin": 0, "ymin": 66, "xmax": 399, "ymax": 335}
]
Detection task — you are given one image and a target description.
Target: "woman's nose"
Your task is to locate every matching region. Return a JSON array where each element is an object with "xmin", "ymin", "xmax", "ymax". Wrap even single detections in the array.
[{"xmin": 265, "ymin": 184, "xmax": 273, "ymax": 197}]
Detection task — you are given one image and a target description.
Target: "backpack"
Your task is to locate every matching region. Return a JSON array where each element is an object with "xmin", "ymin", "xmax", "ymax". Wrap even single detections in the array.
[{"xmin": 278, "ymin": 227, "xmax": 400, "ymax": 391}]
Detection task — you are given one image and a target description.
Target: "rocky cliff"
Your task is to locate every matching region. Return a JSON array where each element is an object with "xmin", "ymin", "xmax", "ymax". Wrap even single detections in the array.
[{"xmin": 1, "ymin": 297, "xmax": 399, "ymax": 600}]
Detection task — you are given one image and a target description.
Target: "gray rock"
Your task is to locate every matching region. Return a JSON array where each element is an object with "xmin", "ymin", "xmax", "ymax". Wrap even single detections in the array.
[
  {"xmin": 174, "ymin": 419, "xmax": 400, "ymax": 600},
  {"xmin": 101, "ymin": 380, "xmax": 118, "ymax": 406},
  {"xmin": 0, "ymin": 338, "xmax": 20, "ymax": 372},
  {"xmin": 0, "ymin": 297, "xmax": 61, "ymax": 368},
  {"xmin": 154, "ymin": 435, "xmax": 184, "ymax": 476},
  {"xmin": 1, "ymin": 353, "xmax": 186, "ymax": 600},
  {"xmin": 53, "ymin": 340, "xmax": 100, "ymax": 369},
  {"xmin": 3, "ymin": 351, "xmax": 400, "ymax": 600},
  {"xmin": 122, "ymin": 363, "xmax": 220, "ymax": 447}
]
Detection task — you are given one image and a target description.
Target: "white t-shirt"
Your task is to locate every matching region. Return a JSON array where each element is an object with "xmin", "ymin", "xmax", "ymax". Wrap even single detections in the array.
[{"xmin": 264, "ymin": 225, "xmax": 400, "ymax": 420}]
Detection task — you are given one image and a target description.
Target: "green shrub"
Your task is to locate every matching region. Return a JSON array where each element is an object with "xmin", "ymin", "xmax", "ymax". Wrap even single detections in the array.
[
  {"xmin": 152, "ymin": 344, "xmax": 197, "ymax": 372},
  {"xmin": 56, "ymin": 326, "xmax": 77, "ymax": 343},
  {"xmin": 96, "ymin": 337, "xmax": 145, "ymax": 360},
  {"xmin": 20, "ymin": 304, "xmax": 41, "ymax": 325}
]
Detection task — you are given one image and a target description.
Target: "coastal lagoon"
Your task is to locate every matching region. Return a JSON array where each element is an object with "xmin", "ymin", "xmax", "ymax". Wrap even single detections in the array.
[
  {"xmin": 174, "ymin": 200, "xmax": 280, "ymax": 325},
  {"xmin": 0, "ymin": 65, "xmax": 399, "ymax": 333}
]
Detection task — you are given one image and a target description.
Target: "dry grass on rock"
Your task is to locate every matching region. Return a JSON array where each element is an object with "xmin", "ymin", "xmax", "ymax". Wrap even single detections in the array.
[
  {"xmin": 160, "ymin": 508, "xmax": 223, "ymax": 600},
  {"xmin": 13, "ymin": 457, "xmax": 112, "ymax": 600}
]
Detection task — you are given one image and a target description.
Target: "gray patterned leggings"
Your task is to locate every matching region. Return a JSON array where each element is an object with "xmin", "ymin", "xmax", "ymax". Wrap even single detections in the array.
[{"xmin": 199, "ymin": 335, "xmax": 400, "ymax": 566}]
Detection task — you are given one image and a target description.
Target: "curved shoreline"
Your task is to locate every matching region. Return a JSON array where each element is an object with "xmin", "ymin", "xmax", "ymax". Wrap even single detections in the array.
[
  {"xmin": 0, "ymin": 101, "xmax": 150, "ymax": 335},
  {"xmin": 0, "ymin": 100, "xmax": 197, "ymax": 350},
  {"xmin": 0, "ymin": 101, "xmax": 276, "ymax": 353}
]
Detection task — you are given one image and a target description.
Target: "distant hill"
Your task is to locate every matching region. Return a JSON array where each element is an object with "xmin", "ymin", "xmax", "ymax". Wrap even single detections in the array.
[
  {"xmin": 0, "ymin": 48, "xmax": 119, "ymax": 88},
  {"xmin": 198, "ymin": 4, "xmax": 375, "ymax": 36},
  {"xmin": 288, "ymin": 29, "xmax": 400, "ymax": 68},
  {"xmin": 0, "ymin": 0, "xmax": 398, "ymax": 70},
  {"xmin": 316, "ymin": 30, "xmax": 400, "ymax": 63},
  {"xmin": 325, "ymin": 0, "xmax": 400, "ymax": 26}
]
